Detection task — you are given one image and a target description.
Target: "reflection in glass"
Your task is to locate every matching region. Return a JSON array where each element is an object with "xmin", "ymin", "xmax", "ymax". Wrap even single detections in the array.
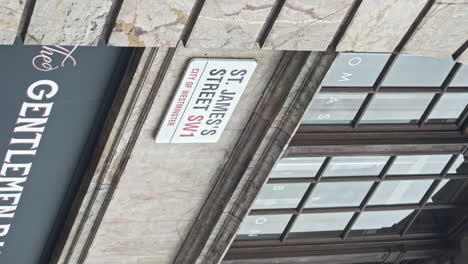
[
  {"xmin": 382, "ymin": 55, "xmax": 455, "ymax": 87},
  {"xmin": 305, "ymin": 182, "xmax": 373, "ymax": 208},
  {"xmin": 409, "ymin": 209, "xmax": 467, "ymax": 234},
  {"xmin": 369, "ymin": 180, "xmax": 433, "ymax": 205},
  {"xmin": 323, "ymin": 156, "xmax": 389, "ymax": 177},
  {"xmin": 302, "ymin": 93, "xmax": 367, "ymax": 124},
  {"xmin": 361, "ymin": 93, "xmax": 434, "ymax": 124},
  {"xmin": 322, "ymin": 53, "xmax": 390, "ymax": 87},
  {"xmin": 431, "ymin": 179, "xmax": 449, "ymax": 204},
  {"xmin": 237, "ymin": 215, "xmax": 291, "ymax": 240},
  {"xmin": 428, "ymin": 93, "xmax": 468, "ymax": 123},
  {"xmin": 388, "ymin": 155, "xmax": 451, "ymax": 175},
  {"xmin": 252, "ymin": 183, "xmax": 309, "ymax": 209},
  {"xmin": 451, "ymin": 65, "xmax": 468, "ymax": 87},
  {"xmin": 270, "ymin": 157, "xmax": 325, "ymax": 178},
  {"xmin": 352, "ymin": 210, "xmax": 413, "ymax": 235},
  {"xmin": 430, "ymin": 179, "xmax": 465, "ymax": 204},
  {"xmin": 449, "ymin": 155, "xmax": 466, "ymax": 174},
  {"xmin": 290, "ymin": 212, "xmax": 353, "ymax": 238}
]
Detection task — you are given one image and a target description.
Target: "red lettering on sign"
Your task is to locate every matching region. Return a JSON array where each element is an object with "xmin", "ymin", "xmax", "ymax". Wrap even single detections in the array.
[
  {"xmin": 167, "ymin": 89, "xmax": 191, "ymax": 126},
  {"xmin": 180, "ymin": 115, "xmax": 203, "ymax": 137},
  {"xmin": 188, "ymin": 68, "xmax": 199, "ymax": 80}
]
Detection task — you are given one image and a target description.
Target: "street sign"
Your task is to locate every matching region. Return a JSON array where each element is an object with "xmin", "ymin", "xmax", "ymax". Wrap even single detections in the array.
[{"xmin": 156, "ymin": 58, "xmax": 257, "ymax": 143}]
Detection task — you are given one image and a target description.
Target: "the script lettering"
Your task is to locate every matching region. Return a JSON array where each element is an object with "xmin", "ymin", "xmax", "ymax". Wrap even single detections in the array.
[{"xmin": 32, "ymin": 45, "xmax": 77, "ymax": 72}]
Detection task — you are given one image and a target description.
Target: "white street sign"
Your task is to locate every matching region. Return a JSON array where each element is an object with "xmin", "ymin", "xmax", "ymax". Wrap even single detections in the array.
[{"xmin": 155, "ymin": 58, "xmax": 257, "ymax": 143}]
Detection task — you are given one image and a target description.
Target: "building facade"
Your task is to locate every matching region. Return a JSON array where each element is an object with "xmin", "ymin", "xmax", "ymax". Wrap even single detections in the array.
[{"xmin": 1, "ymin": 0, "xmax": 468, "ymax": 263}]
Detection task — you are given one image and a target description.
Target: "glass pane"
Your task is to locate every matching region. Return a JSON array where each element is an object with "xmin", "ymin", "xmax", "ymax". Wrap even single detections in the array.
[
  {"xmin": 361, "ymin": 93, "xmax": 434, "ymax": 124},
  {"xmin": 428, "ymin": 93, "xmax": 468, "ymax": 123},
  {"xmin": 305, "ymin": 182, "xmax": 373, "ymax": 208},
  {"xmin": 351, "ymin": 210, "xmax": 413, "ymax": 236},
  {"xmin": 409, "ymin": 209, "xmax": 468, "ymax": 234},
  {"xmin": 388, "ymin": 155, "xmax": 452, "ymax": 175},
  {"xmin": 323, "ymin": 156, "xmax": 389, "ymax": 177},
  {"xmin": 270, "ymin": 157, "xmax": 325, "ymax": 178},
  {"xmin": 382, "ymin": 55, "xmax": 455, "ymax": 87},
  {"xmin": 430, "ymin": 179, "xmax": 465, "ymax": 204},
  {"xmin": 369, "ymin": 180, "xmax": 433, "ymax": 205},
  {"xmin": 302, "ymin": 93, "xmax": 367, "ymax": 124},
  {"xmin": 451, "ymin": 64, "xmax": 468, "ymax": 87},
  {"xmin": 236, "ymin": 215, "xmax": 291, "ymax": 240},
  {"xmin": 322, "ymin": 53, "xmax": 390, "ymax": 87},
  {"xmin": 449, "ymin": 155, "xmax": 466, "ymax": 174},
  {"xmin": 252, "ymin": 183, "xmax": 309, "ymax": 209},
  {"xmin": 289, "ymin": 212, "xmax": 354, "ymax": 239}
]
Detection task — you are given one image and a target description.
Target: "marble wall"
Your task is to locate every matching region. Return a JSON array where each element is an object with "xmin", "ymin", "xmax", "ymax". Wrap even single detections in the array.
[
  {"xmin": 0, "ymin": 0, "xmax": 465, "ymax": 61},
  {"xmin": 187, "ymin": 0, "xmax": 274, "ymax": 49},
  {"xmin": 264, "ymin": 0, "xmax": 353, "ymax": 51},
  {"xmin": 404, "ymin": 0, "xmax": 468, "ymax": 57},
  {"xmin": 337, "ymin": 0, "xmax": 426, "ymax": 52},
  {"xmin": 108, "ymin": 0, "xmax": 196, "ymax": 47},
  {"xmin": 0, "ymin": 0, "xmax": 26, "ymax": 44},
  {"xmin": 25, "ymin": 0, "xmax": 114, "ymax": 45}
]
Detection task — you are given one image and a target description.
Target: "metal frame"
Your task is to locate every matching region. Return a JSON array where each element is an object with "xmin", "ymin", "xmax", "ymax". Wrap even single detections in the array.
[
  {"xmin": 231, "ymin": 128, "xmax": 468, "ymax": 262},
  {"xmin": 291, "ymin": 130, "xmax": 468, "ymax": 147},
  {"xmin": 228, "ymin": 60, "xmax": 468, "ymax": 263},
  {"xmin": 234, "ymin": 145, "xmax": 468, "ymax": 246},
  {"xmin": 268, "ymin": 54, "xmax": 468, "ymax": 252},
  {"xmin": 302, "ymin": 56, "xmax": 468, "ymax": 133},
  {"xmin": 294, "ymin": 54, "xmax": 468, "ymax": 150},
  {"xmin": 225, "ymin": 239, "xmax": 455, "ymax": 263}
]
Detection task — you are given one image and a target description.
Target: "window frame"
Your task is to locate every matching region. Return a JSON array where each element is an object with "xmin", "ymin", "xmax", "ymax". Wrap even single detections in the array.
[
  {"xmin": 228, "ymin": 52, "xmax": 468, "ymax": 264},
  {"xmin": 232, "ymin": 136, "xmax": 468, "ymax": 247},
  {"xmin": 225, "ymin": 240, "xmax": 454, "ymax": 264},
  {"xmin": 302, "ymin": 53, "xmax": 468, "ymax": 132}
]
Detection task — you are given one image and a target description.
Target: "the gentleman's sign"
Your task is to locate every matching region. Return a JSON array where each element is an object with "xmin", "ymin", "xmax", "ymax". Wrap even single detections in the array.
[
  {"xmin": 0, "ymin": 45, "xmax": 76, "ymax": 251},
  {"xmin": 0, "ymin": 41, "xmax": 128, "ymax": 264},
  {"xmin": 156, "ymin": 59, "xmax": 257, "ymax": 143}
]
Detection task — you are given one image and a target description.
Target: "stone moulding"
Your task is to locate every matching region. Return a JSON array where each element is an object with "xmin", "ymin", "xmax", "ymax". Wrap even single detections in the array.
[{"xmin": 49, "ymin": 47, "xmax": 178, "ymax": 264}]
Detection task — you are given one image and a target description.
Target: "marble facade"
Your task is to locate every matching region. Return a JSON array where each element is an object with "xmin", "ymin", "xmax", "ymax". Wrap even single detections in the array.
[
  {"xmin": 26, "ymin": 0, "xmax": 114, "ymax": 45},
  {"xmin": 0, "ymin": 0, "xmax": 26, "ymax": 44},
  {"xmin": 264, "ymin": 0, "xmax": 353, "ymax": 51},
  {"xmin": 187, "ymin": 0, "xmax": 274, "ymax": 49},
  {"xmin": 337, "ymin": 0, "xmax": 426, "ymax": 52},
  {"xmin": 404, "ymin": 0, "xmax": 468, "ymax": 57},
  {"xmin": 109, "ymin": 0, "xmax": 197, "ymax": 47}
]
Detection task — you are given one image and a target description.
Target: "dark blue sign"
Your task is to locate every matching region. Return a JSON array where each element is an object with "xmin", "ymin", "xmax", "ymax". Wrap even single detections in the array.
[{"xmin": 0, "ymin": 40, "xmax": 131, "ymax": 263}]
